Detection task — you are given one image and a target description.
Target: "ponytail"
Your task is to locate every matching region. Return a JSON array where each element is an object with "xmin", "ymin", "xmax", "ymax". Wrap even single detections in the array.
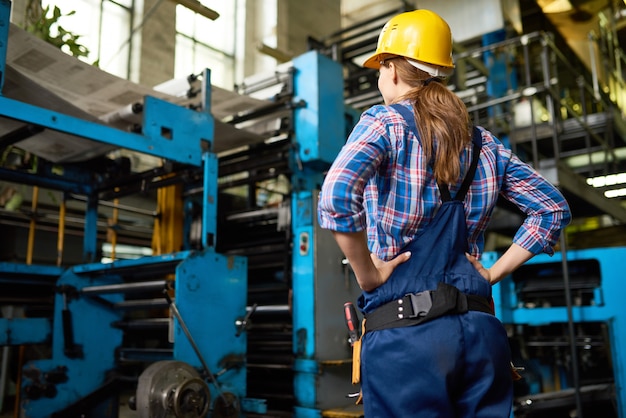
[{"xmin": 391, "ymin": 59, "xmax": 471, "ymax": 185}]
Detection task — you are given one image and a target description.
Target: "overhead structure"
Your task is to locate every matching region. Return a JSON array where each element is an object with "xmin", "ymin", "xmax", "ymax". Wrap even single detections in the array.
[{"xmin": 312, "ymin": 4, "xmax": 626, "ymax": 224}]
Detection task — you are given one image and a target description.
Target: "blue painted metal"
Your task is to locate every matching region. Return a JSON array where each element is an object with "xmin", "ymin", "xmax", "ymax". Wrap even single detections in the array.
[
  {"xmin": 240, "ymin": 397, "xmax": 268, "ymax": 414},
  {"xmin": 0, "ymin": 263, "xmax": 61, "ymax": 345},
  {"xmin": 0, "ymin": 95, "xmax": 204, "ymax": 166},
  {"xmin": 293, "ymin": 359, "xmax": 319, "ymax": 410},
  {"xmin": 294, "ymin": 405, "xmax": 323, "ymax": 418},
  {"xmin": 0, "ymin": 262, "xmax": 64, "ymax": 278},
  {"xmin": 142, "ymin": 95, "xmax": 213, "ymax": 164},
  {"xmin": 292, "ymin": 51, "xmax": 345, "ymax": 168},
  {"xmin": 290, "ymin": 52, "xmax": 347, "ymax": 401},
  {"xmin": 0, "ymin": 167, "xmax": 94, "ymax": 195},
  {"xmin": 70, "ymin": 251, "xmax": 190, "ymax": 275},
  {"xmin": 21, "ymin": 267, "xmax": 124, "ymax": 417},
  {"xmin": 172, "ymin": 249, "xmax": 248, "ymax": 408},
  {"xmin": 291, "ymin": 191, "xmax": 317, "ymax": 411},
  {"xmin": 0, "ymin": 5, "xmax": 250, "ymax": 413},
  {"xmin": 291, "ymin": 191, "xmax": 316, "ymax": 359},
  {"xmin": 485, "ymin": 247, "xmax": 626, "ymax": 418},
  {"xmin": 19, "ymin": 248, "xmax": 249, "ymax": 417},
  {"xmin": 290, "ymin": 51, "xmax": 362, "ymax": 416},
  {"xmin": 481, "ymin": 27, "xmax": 517, "ymax": 166},
  {"xmin": 202, "ymin": 152, "xmax": 218, "ymax": 248},
  {"xmin": 0, "ymin": 0, "xmax": 9, "ymax": 93},
  {"xmin": 0, "ymin": 318, "xmax": 51, "ymax": 345},
  {"xmin": 482, "ymin": 29, "xmax": 518, "ymax": 100}
]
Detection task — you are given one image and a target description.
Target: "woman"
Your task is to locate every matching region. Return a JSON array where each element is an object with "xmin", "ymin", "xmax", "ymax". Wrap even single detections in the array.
[{"xmin": 317, "ymin": 9, "xmax": 571, "ymax": 418}]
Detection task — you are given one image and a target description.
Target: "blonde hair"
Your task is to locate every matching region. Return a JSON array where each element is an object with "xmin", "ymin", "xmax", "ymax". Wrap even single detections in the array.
[{"xmin": 385, "ymin": 58, "xmax": 471, "ymax": 185}]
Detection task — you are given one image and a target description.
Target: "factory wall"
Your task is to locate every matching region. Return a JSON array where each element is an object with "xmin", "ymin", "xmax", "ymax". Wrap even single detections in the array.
[
  {"xmin": 277, "ymin": 0, "xmax": 341, "ymax": 58},
  {"xmin": 137, "ymin": 0, "xmax": 177, "ymax": 87},
  {"xmin": 134, "ymin": 0, "xmax": 341, "ymax": 88}
]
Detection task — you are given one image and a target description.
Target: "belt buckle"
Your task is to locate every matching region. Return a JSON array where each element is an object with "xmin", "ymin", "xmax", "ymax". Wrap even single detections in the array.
[{"xmin": 405, "ymin": 291, "xmax": 432, "ymax": 319}]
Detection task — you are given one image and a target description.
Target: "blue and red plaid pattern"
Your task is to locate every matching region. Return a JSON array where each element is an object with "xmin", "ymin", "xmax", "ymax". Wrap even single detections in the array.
[{"xmin": 318, "ymin": 101, "xmax": 571, "ymax": 261}]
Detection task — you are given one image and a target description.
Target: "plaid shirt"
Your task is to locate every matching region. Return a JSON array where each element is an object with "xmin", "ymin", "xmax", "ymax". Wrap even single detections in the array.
[{"xmin": 318, "ymin": 102, "xmax": 571, "ymax": 261}]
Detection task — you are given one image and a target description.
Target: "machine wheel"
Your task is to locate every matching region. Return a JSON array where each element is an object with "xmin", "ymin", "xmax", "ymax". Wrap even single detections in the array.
[{"xmin": 135, "ymin": 360, "xmax": 211, "ymax": 418}]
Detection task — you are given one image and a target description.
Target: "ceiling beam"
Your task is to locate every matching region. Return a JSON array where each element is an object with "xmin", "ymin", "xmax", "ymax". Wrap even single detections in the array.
[{"xmin": 169, "ymin": 0, "xmax": 219, "ymax": 20}]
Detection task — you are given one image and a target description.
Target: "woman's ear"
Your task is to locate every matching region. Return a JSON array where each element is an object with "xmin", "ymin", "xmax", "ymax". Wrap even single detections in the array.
[{"xmin": 389, "ymin": 62, "xmax": 398, "ymax": 84}]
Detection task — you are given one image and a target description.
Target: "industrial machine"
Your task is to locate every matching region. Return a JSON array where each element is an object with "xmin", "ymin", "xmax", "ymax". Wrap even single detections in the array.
[
  {"xmin": 0, "ymin": 0, "xmax": 364, "ymax": 415},
  {"xmin": 207, "ymin": 52, "xmax": 364, "ymax": 417},
  {"xmin": 484, "ymin": 247, "xmax": 625, "ymax": 418},
  {"xmin": 0, "ymin": 0, "xmax": 251, "ymax": 415}
]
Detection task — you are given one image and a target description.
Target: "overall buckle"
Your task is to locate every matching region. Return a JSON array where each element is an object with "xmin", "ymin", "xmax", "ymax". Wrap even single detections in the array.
[{"xmin": 398, "ymin": 291, "xmax": 433, "ymax": 319}]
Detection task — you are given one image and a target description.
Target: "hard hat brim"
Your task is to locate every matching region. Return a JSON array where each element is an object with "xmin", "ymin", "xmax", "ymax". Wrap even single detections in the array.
[{"xmin": 362, "ymin": 53, "xmax": 382, "ymax": 69}]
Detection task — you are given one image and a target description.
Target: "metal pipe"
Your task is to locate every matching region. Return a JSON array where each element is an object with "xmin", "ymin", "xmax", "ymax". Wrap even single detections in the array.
[
  {"xmin": 544, "ymin": 36, "xmax": 562, "ymax": 164},
  {"xmin": 227, "ymin": 207, "xmax": 281, "ymax": 222},
  {"xmin": 12, "ymin": 345, "xmax": 24, "ymax": 418},
  {"xmin": 163, "ymin": 291, "xmax": 228, "ymax": 405},
  {"xmin": 70, "ymin": 194, "xmax": 157, "ymax": 217},
  {"xmin": 248, "ymin": 304, "xmax": 290, "ymax": 314},
  {"xmin": 112, "ymin": 318, "xmax": 169, "ymax": 329},
  {"xmin": 81, "ymin": 280, "xmax": 169, "ymax": 295},
  {"xmin": 56, "ymin": 197, "xmax": 66, "ymax": 267},
  {"xmin": 559, "ymin": 233, "xmax": 584, "ymax": 418},
  {"xmin": 0, "ymin": 345, "xmax": 8, "ymax": 412},
  {"xmin": 578, "ymin": 76, "xmax": 594, "ymax": 178},
  {"xmin": 117, "ymin": 347, "xmax": 173, "ymax": 363},
  {"xmin": 15, "ymin": 187, "xmax": 39, "ymax": 417},
  {"xmin": 26, "ymin": 186, "xmax": 39, "ymax": 265},
  {"xmin": 113, "ymin": 298, "xmax": 169, "ymax": 310},
  {"xmin": 588, "ymin": 32, "xmax": 600, "ymax": 101},
  {"xmin": 0, "ymin": 306, "xmax": 14, "ymax": 413}
]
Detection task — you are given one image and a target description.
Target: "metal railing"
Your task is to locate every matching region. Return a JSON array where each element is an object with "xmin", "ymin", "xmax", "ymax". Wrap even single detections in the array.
[{"xmin": 452, "ymin": 30, "xmax": 622, "ymax": 181}]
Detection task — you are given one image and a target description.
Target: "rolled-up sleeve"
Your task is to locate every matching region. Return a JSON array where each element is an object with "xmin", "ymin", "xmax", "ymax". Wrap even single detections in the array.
[
  {"xmin": 318, "ymin": 110, "xmax": 389, "ymax": 232},
  {"xmin": 501, "ymin": 154, "xmax": 572, "ymax": 255}
]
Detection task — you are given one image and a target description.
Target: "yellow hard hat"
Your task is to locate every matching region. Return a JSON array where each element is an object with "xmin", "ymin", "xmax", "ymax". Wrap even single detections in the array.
[{"xmin": 362, "ymin": 9, "xmax": 454, "ymax": 75}]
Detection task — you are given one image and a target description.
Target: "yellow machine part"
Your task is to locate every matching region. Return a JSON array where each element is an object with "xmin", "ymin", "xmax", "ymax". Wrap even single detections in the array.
[{"xmin": 152, "ymin": 182, "xmax": 183, "ymax": 255}]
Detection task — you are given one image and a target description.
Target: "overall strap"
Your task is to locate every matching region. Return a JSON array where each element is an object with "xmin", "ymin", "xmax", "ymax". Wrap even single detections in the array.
[
  {"xmin": 390, "ymin": 104, "xmax": 482, "ymax": 202},
  {"xmin": 439, "ymin": 127, "xmax": 482, "ymax": 202}
]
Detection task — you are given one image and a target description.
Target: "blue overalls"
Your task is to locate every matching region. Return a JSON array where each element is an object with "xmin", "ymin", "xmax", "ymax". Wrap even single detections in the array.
[{"xmin": 357, "ymin": 104, "xmax": 513, "ymax": 417}]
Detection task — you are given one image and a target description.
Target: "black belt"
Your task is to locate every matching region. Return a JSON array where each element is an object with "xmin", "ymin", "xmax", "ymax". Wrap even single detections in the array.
[{"xmin": 364, "ymin": 282, "xmax": 494, "ymax": 333}]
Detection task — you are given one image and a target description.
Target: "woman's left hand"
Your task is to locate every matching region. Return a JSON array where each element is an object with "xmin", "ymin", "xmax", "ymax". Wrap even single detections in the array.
[{"xmin": 465, "ymin": 253, "xmax": 492, "ymax": 284}]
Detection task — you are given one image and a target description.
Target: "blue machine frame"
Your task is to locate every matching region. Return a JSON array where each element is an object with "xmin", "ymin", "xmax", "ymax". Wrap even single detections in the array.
[
  {"xmin": 483, "ymin": 247, "xmax": 626, "ymax": 418},
  {"xmin": 290, "ymin": 51, "xmax": 364, "ymax": 417},
  {"xmin": 0, "ymin": 0, "xmax": 251, "ymax": 414}
]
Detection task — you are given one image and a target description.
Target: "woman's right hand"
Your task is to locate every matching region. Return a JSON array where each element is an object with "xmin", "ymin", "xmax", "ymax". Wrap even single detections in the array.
[{"xmin": 368, "ymin": 251, "xmax": 412, "ymax": 289}]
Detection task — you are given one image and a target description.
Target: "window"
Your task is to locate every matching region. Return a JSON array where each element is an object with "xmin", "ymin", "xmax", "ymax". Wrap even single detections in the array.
[
  {"xmin": 41, "ymin": 0, "xmax": 133, "ymax": 79},
  {"xmin": 175, "ymin": 1, "xmax": 236, "ymax": 90}
]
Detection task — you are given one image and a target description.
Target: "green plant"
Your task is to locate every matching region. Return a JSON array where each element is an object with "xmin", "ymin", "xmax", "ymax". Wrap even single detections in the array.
[{"xmin": 25, "ymin": 1, "xmax": 90, "ymax": 59}]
